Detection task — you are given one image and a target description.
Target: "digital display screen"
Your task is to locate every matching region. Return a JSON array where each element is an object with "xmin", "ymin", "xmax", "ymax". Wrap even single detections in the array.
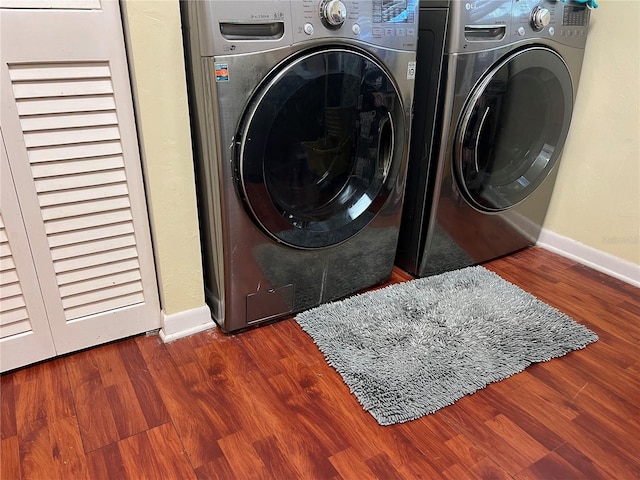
[
  {"xmin": 384, "ymin": 0, "xmax": 407, "ymax": 22},
  {"xmin": 563, "ymin": 5, "xmax": 589, "ymax": 26}
]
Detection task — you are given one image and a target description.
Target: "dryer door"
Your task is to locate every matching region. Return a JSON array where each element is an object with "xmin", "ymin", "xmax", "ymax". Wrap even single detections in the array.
[
  {"xmin": 454, "ymin": 46, "xmax": 574, "ymax": 212},
  {"xmin": 237, "ymin": 47, "xmax": 405, "ymax": 249}
]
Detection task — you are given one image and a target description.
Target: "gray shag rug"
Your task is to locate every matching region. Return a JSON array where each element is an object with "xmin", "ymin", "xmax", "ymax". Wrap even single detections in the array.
[{"xmin": 295, "ymin": 266, "xmax": 598, "ymax": 426}]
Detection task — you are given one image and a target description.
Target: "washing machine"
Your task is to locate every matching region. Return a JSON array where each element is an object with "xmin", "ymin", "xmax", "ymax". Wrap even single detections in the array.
[
  {"xmin": 182, "ymin": 0, "xmax": 418, "ymax": 332},
  {"xmin": 396, "ymin": 0, "xmax": 590, "ymax": 277}
]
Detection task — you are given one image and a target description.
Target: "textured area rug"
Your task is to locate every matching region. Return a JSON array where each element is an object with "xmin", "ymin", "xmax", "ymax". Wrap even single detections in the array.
[{"xmin": 295, "ymin": 266, "xmax": 598, "ymax": 426}]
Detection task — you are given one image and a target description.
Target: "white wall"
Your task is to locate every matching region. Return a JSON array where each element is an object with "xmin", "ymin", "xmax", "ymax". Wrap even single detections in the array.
[{"xmin": 543, "ymin": 1, "xmax": 640, "ymax": 266}]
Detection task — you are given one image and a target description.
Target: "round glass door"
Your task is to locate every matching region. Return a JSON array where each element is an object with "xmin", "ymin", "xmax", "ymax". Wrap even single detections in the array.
[
  {"xmin": 237, "ymin": 47, "xmax": 405, "ymax": 249},
  {"xmin": 454, "ymin": 46, "xmax": 574, "ymax": 212}
]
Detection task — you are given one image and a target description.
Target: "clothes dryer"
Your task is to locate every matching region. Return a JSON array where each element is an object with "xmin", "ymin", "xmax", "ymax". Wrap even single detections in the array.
[
  {"xmin": 397, "ymin": 0, "xmax": 590, "ymax": 277},
  {"xmin": 182, "ymin": 0, "xmax": 418, "ymax": 332}
]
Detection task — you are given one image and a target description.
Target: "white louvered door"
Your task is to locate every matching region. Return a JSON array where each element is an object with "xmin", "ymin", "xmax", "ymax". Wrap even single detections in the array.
[
  {"xmin": 0, "ymin": 0, "xmax": 160, "ymax": 364},
  {"xmin": 1, "ymin": 131, "xmax": 57, "ymax": 371}
]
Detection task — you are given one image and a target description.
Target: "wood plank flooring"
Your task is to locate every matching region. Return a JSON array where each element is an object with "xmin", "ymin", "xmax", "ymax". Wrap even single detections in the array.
[{"xmin": 1, "ymin": 247, "xmax": 639, "ymax": 479}]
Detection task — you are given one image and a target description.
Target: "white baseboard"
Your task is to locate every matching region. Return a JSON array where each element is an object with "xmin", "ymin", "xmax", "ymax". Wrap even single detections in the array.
[
  {"xmin": 159, "ymin": 305, "xmax": 216, "ymax": 343},
  {"xmin": 537, "ymin": 229, "xmax": 640, "ymax": 288}
]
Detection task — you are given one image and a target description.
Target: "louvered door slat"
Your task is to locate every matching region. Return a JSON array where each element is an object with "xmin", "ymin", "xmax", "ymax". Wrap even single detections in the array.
[
  {"xmin": 37, "ymin": 183, "xmax": 129, "ymax": 208},
  {"xmin": 0, "ymin": 318, "xmax": 31, "ymax": 338},
  {"xmin": 0, "ymin": 254, "xmax": 16, "ymax": 272},
  {"xmin": 0, "ymin": 295, "xmax": 26, "ymax": 317},
  {"xmin": 41, "ymin": 196, "xmax": 131, "ymax": 221},
  {"xmin": 51, "ymin": 234, "xmax": 136, "ymax": 261},
  {"xmin": 12, "ymin": 78, "xmax": 113, "ymax": 99},
  {"xmin": 28, "ymin": 141, "xmax": 122, "ymax": 163},
  {"xmin": 24, "ymin": 125, "xmax": 121, "ymax": 148},
  {"xmin": 35, "ymin": 170, "xmax": 127, "ymax": 193},
  {"xmin": 62, "ymin": 280, "xmax": 143, "ymax": 311},
  {"xmin": 1, "ymin": 282, "xmax": 22, "ymax": 299},
  {"xmin": 58, "ymin": 269, "xmax": 141, "ymax": 298},
  {"xmin": 8, "ymin": 62, "xmax": 111, "ymax": 81},
  {"xmin": 0, "ymin": 307, "xmax": 28, "ymax": 327},
  {"xmin": 47, "ymin": 222, "xmax": 134, "ymax": 248},
  {"xmin": 56, "ymin": 258, "xmax": 141, "ymax": 286},
  {"xmin": 53, "ymin": 246, "xmax": 139, "ymax": 274},
  {"xmin": 1, "ymin": 269, "xmax": 19, "ymax": 285},
  {"xmin": 44, "ymin": 209, "xmax": 133, "ymax": 235},
  {"xmin": 17, "ymin": 96, "xmax": 117, "ymax": 117},
  {"xmin": 64, "ymin": 292, "xmax": 145, "ymax": 322},
  {"xmin": 31, "ymin": 156, "xmax": 124, "ymax": 178},
  {"xmin": 20, "ymin": 112, "xmax": 119, "ymax": 131}
]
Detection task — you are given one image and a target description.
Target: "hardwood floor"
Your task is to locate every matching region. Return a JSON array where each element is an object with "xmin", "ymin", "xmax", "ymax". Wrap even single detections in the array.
[{"xmin": 1, "ymin": 247, "xmax": 639, "ymax": 479}]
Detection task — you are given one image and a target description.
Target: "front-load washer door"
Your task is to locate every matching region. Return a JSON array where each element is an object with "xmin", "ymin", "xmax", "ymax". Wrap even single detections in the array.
[
  {"xmin": 454, "ymin": 46, "xmax": 574, "ymax": 212},
  {"xmin": 237, "ymin": 47, "xmax": 406, "ymax": 249}
]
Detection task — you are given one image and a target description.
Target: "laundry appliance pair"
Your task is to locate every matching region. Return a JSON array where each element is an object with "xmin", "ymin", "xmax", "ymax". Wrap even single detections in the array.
[
  {"xmin": 182, "ymin": 0, "xmax": 419, "ymax": 332},
  {"xmin": 397, "ymin": 0, "xmax": 592, "ymax": 277}
]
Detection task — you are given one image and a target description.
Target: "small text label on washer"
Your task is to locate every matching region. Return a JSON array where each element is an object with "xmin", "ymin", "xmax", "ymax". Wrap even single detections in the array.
[{"xmin": 407, "ymin": 61, "xmax": 416, "ymax": 80}]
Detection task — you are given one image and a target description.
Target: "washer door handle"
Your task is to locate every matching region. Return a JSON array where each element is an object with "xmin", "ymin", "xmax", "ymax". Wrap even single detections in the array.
[
  {"xmin": 473, "ymin": 105, "xmax": 492, "ymax": 174},
  {"xmin": 377, "ymin": 111, "xmax": 395, "ymax": 179}
]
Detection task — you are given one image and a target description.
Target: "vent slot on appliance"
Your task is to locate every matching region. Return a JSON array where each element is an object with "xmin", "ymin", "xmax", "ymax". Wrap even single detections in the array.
[
  {"xmin": 219, "ymin": 22, "xmax": 285, "ymax": 40},
  {"xmin": 464, "ymin": 25, "xmax": 506, "ymax": 41}
]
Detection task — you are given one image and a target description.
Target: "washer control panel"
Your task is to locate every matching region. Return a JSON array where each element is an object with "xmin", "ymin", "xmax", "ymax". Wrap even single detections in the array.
[
  {"xmin": 292, "ymin": 0, "xmax": 418, "ymax": 50},
  {"xmin": 199, "ymin": 0, "xmax": 418, "ymax": 56},
  {"xmin": 512, "ymin": 0, "xmax": 590, "ymax": 46},
  {"xmin": 449, "ymin": 0, "xmax": 590, "ymax": 53}
]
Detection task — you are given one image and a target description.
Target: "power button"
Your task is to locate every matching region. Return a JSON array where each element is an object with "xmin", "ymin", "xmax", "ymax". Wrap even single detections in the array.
[{"xmin": 303, "ymin": 23, "xmax": 314, "ymax": 35}]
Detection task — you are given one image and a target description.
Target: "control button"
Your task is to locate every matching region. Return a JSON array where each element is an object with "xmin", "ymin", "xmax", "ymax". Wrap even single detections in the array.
[
  {"xmin": 352, "ymin": 23, "xmax": 361, "ymax": 35},
  {"xmin": 548, "ymin": 26, "xmax": 555, "ymax": 36},
  {"xmin": 396, "ymin": 27, "xmax": 405, "ymax": 36},
  {"xmin": 372, "ymin": 27, "xmax": 383, "ymax": 37},
  {"xmin": 385, "ymin": 27, "xmax": 394, "ymax": 36},
  {"xmin": 303, "ymin": 22, "xmax": 314, "ymax": 35},
  {"xmin": 407, "ymin": 28, "xmax": 416, "ymax": 36},
  {"xmin": 517, "ymin": 26, "xmax": 526, "ymax": 36}
]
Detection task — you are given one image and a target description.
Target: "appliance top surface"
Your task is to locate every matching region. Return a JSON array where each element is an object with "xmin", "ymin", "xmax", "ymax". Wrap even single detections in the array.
[
  {"xmin": 447, "ymin": 0, "xmax": 590, "ymax": 53},
  {"xmin": 191, "ymin": 0, "xmax": 419, "ymax": 56}
]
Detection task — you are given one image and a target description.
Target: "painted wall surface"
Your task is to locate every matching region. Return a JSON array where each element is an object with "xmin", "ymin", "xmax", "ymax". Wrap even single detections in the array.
[
  {"xmin": 120, "ymin": 0, "xmax": 205, "ymax": 315},
  {"xmin": 544, "ymin": 1, "xmax": 640, "ymax": 265}
]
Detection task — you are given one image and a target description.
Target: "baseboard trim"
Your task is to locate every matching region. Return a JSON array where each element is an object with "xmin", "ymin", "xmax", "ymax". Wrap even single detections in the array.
[
  {"xmin": 159, "ymin": 305, "xmax": 215, "ymax": 343},
  {"xmin": 537, "ymin": 229, "xmax": 640, "ymax": 288}
]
